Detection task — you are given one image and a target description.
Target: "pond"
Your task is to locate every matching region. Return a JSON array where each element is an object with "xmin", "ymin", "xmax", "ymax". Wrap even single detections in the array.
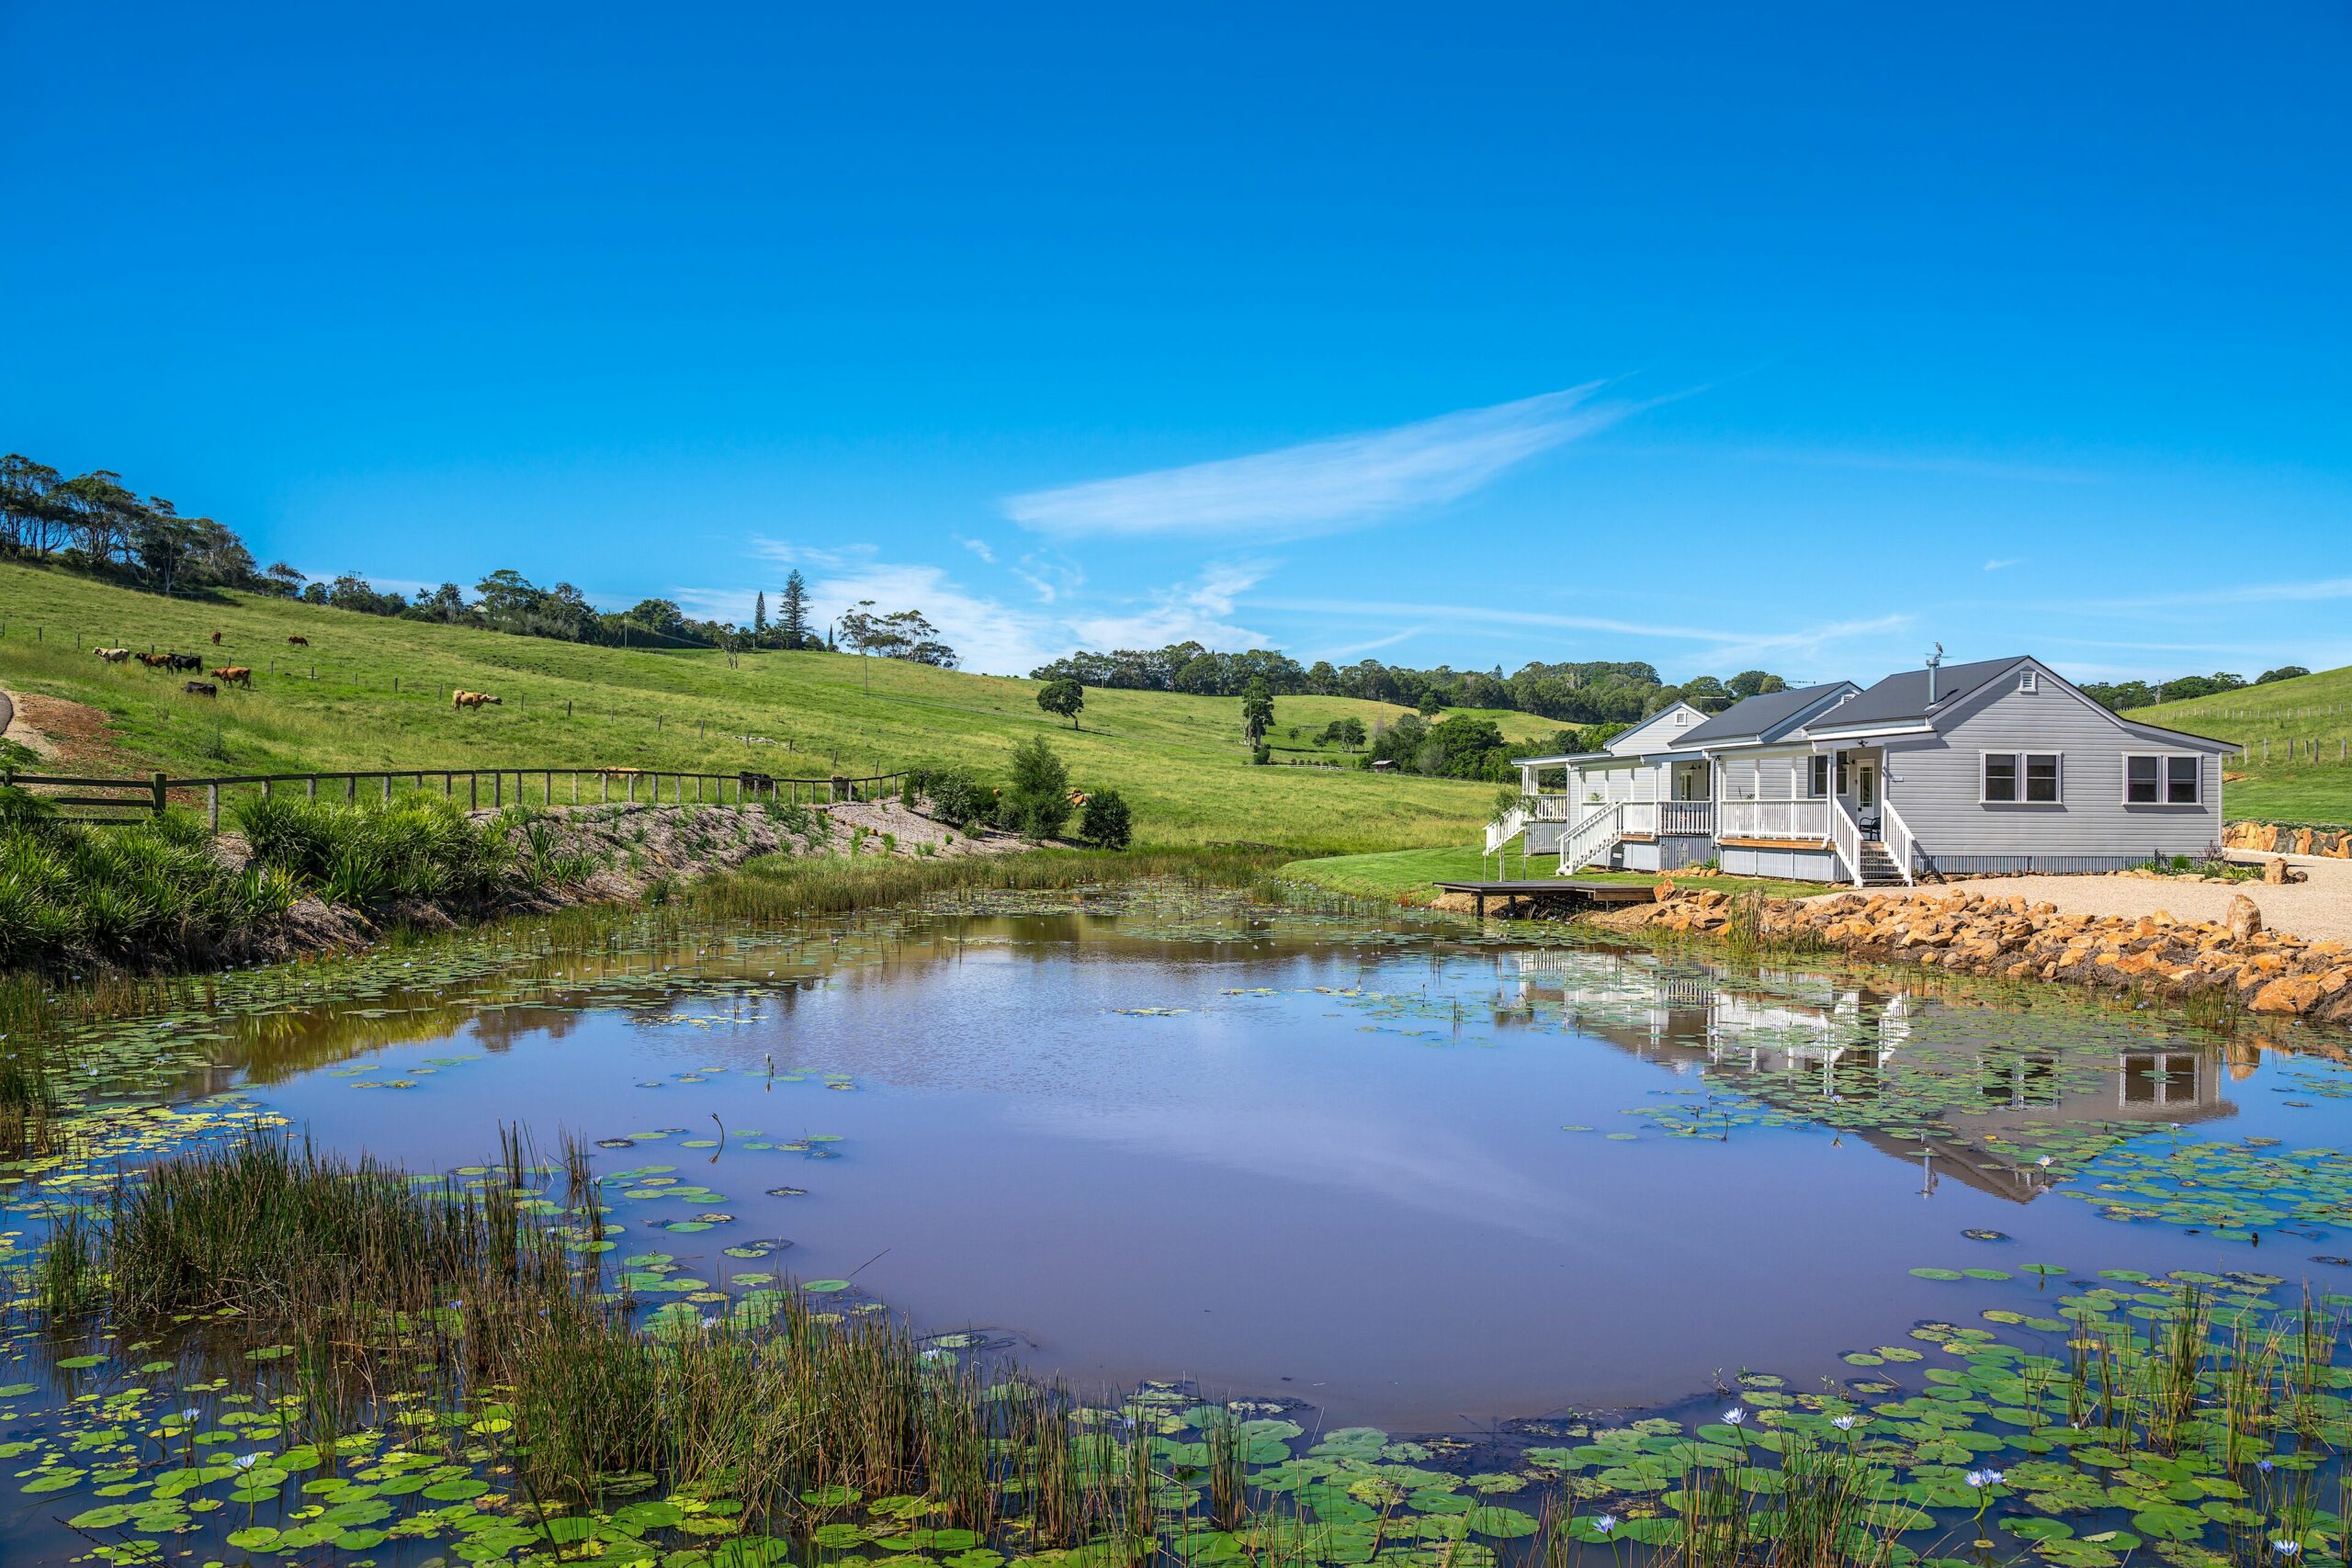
[{"xmin": 5, "ymin": 880, "xmax": 2351, "ymax": 1567}]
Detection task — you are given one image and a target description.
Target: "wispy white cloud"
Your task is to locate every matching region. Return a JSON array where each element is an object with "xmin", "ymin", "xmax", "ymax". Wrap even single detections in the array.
[
  {"xmin": 1984, "ymin": 557, "xmax": 2022, "ymax": 571},
  {"xmin": 749, "ymin": 539, "xmax": 878, "ymax": 570},
  {"xmin": 1003, "ymin": 385, "xmax": 1631, "ymax": 539},
  {"xmin": 1313, "ymin": 626, "xmax": 1426, "ymax": 663},
  {"xmin": 2046, "ymin": 577, "xmax": 2352, "ymax": 615},
  {"xmin": 1012, "ymin": 549, "xmax": 1085, "ymax": 604},
  {"xmin": 1068, "ymin": 561, "xmax": 1273, "ymax": 652},
  {"xmin": 955, "ymin": 536, "xmax": 996, "ymax": 564}
]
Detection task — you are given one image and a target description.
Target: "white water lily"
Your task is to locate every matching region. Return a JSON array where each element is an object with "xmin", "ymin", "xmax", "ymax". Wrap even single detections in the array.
[
  {"xmin": 232, "ymin": 1453, "xmax": 264, "ymax": 1471},
  {"xmin": 1722, "ymin": 1407, "xmax": 1745, "ymax": 1426},
  {"xmin": 1593, "ymin": 1515, "xmax": 1616, "ymax": 1535},
  {"xmin": 1832, "ymin": 1416, "xmax": 1857, "ymax": 1430},
  {"xmin": 2276, "ymin": 1544, "xmax": 2302, "ymax": 1559}
]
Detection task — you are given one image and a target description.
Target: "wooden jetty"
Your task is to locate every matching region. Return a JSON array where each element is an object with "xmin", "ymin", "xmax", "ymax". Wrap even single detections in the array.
[{"xmin": 1432, "ymin": 878, "xmax": 1660, "ymax": 918}]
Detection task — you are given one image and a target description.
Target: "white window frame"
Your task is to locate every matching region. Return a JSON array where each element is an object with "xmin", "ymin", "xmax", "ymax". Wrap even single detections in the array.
[
  {"xmin": 2124, "ymin": 753, "xmax": 2204, "ymax": 807},
  {"xmin": 1807, "ymin": 755, "xmax": 1830, "ymax": 797},
  {"xmin": 1982, "ymin": 750, "xmax": 2064, "ymax": 806},
  {"xmin": 2024, "ymin": 752, "xmax": 2063, "ymax": 804}
]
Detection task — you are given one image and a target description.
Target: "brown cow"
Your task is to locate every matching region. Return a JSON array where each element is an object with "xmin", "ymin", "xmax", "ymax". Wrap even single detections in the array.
[
  {"xmin": 183, "ymin": 681, "xmax": 218, "ymax": 698},
  {"xmin": 451, "ymin": 689, "xmax": 503, "ymax": 709},
  {"xmin": 212, "ymin": 666, "xmax": 254, "ymax": 687},
  {"xmin": 288, "ymin": 634, "xmax": 309, "ymax": 647},
  {"xmin": 210, "ymin": 630, "xmax": 222, "ymax": 645},
  {"xmin": 137, "ymin": 651, "xmax": 172, "ymax": 669},
  {"xmin": 95, "ymin": 647, "xmax": 130, "ymax": 662}
]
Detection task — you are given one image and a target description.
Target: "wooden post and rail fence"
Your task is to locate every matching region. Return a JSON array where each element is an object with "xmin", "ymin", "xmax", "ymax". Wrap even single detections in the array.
[{"xmin": 0, "ymin": 765, "xmax": 908, "ymax": 829}]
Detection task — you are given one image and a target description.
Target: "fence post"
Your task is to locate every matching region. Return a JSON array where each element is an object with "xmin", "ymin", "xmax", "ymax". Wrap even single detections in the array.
[
  {"xmin": 601, "ymin": 773, "xmax": 608, "ymax": 804},
  {"xmin": 381, "ymin": 775, "xmax": 391, "ymax": 804},
  {"xmin": 345, "ymin": 775, "xmax": 356, "ymax": 804},
  {"xmin": 494, "ymin": 773, "xmax": 503, "ymax": 807},
  {"xmin": 545, "ymin": 771, "xmax": 552, "ymax": 806},
  {"xmin": 444, "ymin": 772, "xmax": 453, "ymax": 797},
  {"xmin": 470, "ymin": 774, "xmax": 479, "ymax": 811},
  {"xmin": 208, "ymin": 784, "xmax": 220, "ymax": 831},
  {"xmin": 308, "ymin": 776, "xmax": 318, "ymax": 800},
  {"xmin": 628, "ymin": 773, "xmax": 636, "ymax": 804},
  {"xmin": 152, "ymin": 772, "xmax": 167, "ymax": 818}
]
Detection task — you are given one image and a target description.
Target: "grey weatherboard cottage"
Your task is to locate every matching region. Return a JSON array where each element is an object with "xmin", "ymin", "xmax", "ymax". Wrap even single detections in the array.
[{"xmin": 1491, "ymin": 656, "xmax": 2236, "ymax": 886}]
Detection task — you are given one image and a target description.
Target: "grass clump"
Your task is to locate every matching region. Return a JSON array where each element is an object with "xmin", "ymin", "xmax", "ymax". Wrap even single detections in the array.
[
  {"xmin": 690, "ymin": 845, "xmax": 1282, "ymax": 922},
  {"xmin": 232, "ymin": 791, "xmax": 510, "ymax": 907},
  {"xmin": 0, "ymin": 786, "xmax": 296, "ymax": 971}
]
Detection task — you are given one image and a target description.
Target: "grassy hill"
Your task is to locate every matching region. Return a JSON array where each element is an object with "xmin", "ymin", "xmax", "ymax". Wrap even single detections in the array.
[
  {"xmin": 0, "ymin": 562, "xmax": 1551, "ymax": 853},
  {"xmin": 2129, "ymin": 667, "xmax": 2352, "ymax": 825}
]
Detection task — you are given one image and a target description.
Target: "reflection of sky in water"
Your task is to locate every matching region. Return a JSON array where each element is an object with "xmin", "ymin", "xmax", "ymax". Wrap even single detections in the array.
[{"xmin": 243, "ymin": 909, "xmax": 2350, "ymax": 1432}]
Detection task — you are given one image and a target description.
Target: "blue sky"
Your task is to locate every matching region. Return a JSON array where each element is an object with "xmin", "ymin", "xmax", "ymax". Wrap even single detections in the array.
[{"xmin": 4, "ymin": 4, "xmax": 2347, "ymax": 682}]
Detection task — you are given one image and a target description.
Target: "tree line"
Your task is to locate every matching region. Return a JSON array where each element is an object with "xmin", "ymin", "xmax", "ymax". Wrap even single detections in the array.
[
  {"xmin": 2081, "ymin": 666, "xmax": 2312, "ymax": 713},
  {"xmin": 0, "ymin": 452, "xmax": 963, "ymax": 665},
  {"xmin": 1031, "ymin": 641, "xmax": 1791, "ymax": 725}
]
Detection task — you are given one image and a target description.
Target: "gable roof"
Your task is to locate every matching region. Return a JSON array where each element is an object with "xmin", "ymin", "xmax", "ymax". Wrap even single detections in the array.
[
  {"xmin": 1680, "ymin": 682, "xmax": 1858, "ymax": 748},
  {"xmin": 1802, "ymin": 656, "xmax": 2026, "ymax": 734},
  {"xmin": 1606, "ymin": 700, "xmax": 1710, "ymax": 755}
]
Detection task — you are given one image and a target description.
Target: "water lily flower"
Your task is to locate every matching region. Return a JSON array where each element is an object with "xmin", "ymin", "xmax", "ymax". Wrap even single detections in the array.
[
  {"xmin": 2260, "ymin": 1459, "xmax": 2276, "ymax": 1473},
  {"xmin": 232, "ymin": 1453, "xmax": 263, "ymax": 1471},
  {"xmin": 2276, "ymin": 1542, "xmax": 2302, "ymax": 1558},
  {"xmin": 2036, "ymin": 1156, "xmax": 2052, "ymax": 1168},
  {"xmin": 1722, "ymin": 1407, "xmax": 1745, "ymax": 1426},
  {"xmin": 1594, "ymin": 1515, "xmax": 1616, "ymax": 1536},
  {"xmin": 1832, "ymin": 1416, "xmax": 1857, "ymax": 1430}
]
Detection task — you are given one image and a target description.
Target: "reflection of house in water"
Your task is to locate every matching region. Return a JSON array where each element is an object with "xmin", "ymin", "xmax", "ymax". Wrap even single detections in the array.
[{"xmin": 1503, "ymin": 947, "xmax": 2234, "ymax": 1201}]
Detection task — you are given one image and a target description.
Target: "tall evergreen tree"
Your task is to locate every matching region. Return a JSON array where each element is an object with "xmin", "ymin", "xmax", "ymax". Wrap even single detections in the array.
[
  {"xmin": 779, "ymin": 570, "xmax": 811, "ymax": 649},
  {"xmin": 753, "ymin": 590, "xmax": 768, "ymax": 639}
]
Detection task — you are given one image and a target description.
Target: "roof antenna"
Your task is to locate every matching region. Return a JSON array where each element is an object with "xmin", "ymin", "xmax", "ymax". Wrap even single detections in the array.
[{"xmin": 1925, "ymin": 642, "xmax": 1944, "ymax": 705}]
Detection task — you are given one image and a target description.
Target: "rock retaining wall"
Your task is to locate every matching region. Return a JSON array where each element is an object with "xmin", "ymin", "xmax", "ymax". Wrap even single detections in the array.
[
  {"xmin": 1592, "ymin": 884, "xmax": 2352, "ymax": 1025},
  {"xmin": 2226, "ymin": 819, "xmax": 2352, "ymax": 858}
]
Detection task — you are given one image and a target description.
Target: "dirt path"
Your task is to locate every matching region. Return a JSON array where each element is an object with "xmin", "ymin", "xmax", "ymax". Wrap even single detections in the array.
[{"xmin": 1802, "ymin": 855, "xmax": 2352, "ymax": 947}]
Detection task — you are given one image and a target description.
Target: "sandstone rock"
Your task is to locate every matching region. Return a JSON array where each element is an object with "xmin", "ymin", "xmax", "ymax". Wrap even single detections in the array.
[
  {"xmin": 2265, "ymin": 857, "xmax": 2290, "ymax": 886},
  {"xmin": 2226, "ymin": 894, "xmax": 2263, "ymax": 940},
  {"xmin": 2252, "ymin": 975, "xmax": 2324, "ymax": 1014}
]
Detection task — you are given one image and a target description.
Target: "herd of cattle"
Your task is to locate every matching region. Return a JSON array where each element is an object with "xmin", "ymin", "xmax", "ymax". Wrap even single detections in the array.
[{"xmin": 92, "ymin": 635, "xmax": 497, "ymax": 709}]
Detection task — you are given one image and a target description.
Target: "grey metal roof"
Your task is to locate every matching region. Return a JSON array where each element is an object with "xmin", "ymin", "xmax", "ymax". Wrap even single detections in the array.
[
  {"xmin": 1801, "ymin": 656, "xmax": 2026, "ymax": 733},
  {"xmin": 1679, "ymin": 682, "xmax": 1855, "ymax": 747}
]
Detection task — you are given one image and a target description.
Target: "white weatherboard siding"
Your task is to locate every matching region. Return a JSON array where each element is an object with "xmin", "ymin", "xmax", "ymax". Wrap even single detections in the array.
[
  {"xmin": 1716, "ymin": 749, "xmax": 1811, "ymax": 801},
  {"xmin": 1885, "ymin": 682, "xmax": 2224, "ymax": 872}
]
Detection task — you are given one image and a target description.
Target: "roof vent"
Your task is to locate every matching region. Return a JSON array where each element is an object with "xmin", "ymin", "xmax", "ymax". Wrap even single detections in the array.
[{"xmin": 1925, "ymin": 643, "xmax": 1944, "ymax": 705}]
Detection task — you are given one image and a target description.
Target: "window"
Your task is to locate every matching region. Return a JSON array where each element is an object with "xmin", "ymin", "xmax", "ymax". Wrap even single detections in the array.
[
  {"xmin": 1835, "ymin": 754, "xmax": 1849, "ymax": 795},
  {"xmin": 2126, "ymin": 754, "xmax": 2202, "ymax": 806},
  {"xmin": 1808, "ymin": 755, "xmax": 1830, "ymax": 797},
  {"xmin": 1984, "ymin": 752, "xmax": 2063, "ymax": 804},
  {"xmin": 1983, "ymin": 753, "xmax": 2018, "ymax": 803},
  {"xmin": 2018, "ymin": 671, "xmax": 2039, "ymax": 694},
  {"xmin": 2025, "ymin": 753, "xmax": 2061, "ymax": 803}
]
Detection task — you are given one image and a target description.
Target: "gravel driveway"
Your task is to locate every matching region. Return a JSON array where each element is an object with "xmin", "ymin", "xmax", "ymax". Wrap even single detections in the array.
[{"xmin": 1800, "ymin": 853, "xmax": 2352, "ymax": 947}]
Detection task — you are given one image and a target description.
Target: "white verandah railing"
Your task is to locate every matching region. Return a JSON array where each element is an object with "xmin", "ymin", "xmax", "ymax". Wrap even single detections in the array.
[
  {"xmin": 1715, "ymin": 799, "xmax": 1830, "ymax": 841},
  {"xmin": 1555, "ymin": 802, "xmax": 1629, "ymax": 875},
  {"xmin": 1829, "ymin": 795, "xmax": 1865, "ymax": 887},
  {"xmin": 1879, "ymin": 795, "xmax": 1919, "ymax": 886}
]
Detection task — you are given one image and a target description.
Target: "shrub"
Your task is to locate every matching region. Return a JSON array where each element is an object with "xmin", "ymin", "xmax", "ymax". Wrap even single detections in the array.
[
  {"xmin": 233, "ymin": 793, "xmax": 510, "ymax": 906},
  {"xmin": 1251, "ymin": 742, "xmax": 1271, "ymax": 766},
  {"xmin": 920, "ymin": 768, "xmax": 992, "ymax": 830},
  {"xmin": 0, "ymin": 787, "xmax": 297, "ymax": 970},
  {"xmin": 1075, "ymin": 789, "xmax": 1133, "ymax": 851},
  {"xmin": 1001, "ymin": 736, "xmax": 1073, "ymax": 840}
]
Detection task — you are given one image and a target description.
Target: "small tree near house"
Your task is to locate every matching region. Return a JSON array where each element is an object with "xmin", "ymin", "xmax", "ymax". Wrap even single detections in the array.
[{"xmin": 1037, "ymin": 677, "xmax": 1085, "ymax": 729}]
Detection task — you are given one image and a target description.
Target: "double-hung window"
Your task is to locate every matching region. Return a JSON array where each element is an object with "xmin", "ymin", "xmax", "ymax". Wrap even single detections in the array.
[
  {"xmin": 2125, "ymin": 754, "xmax": 2202, "ymax": 806},
  {"xmin": 1984, "ymin": 752, "xmax": 2063, "ymax": 804},
  {"xmin": 1808, "ymin": 755, "xmax": 1830, "ymax": 797}
]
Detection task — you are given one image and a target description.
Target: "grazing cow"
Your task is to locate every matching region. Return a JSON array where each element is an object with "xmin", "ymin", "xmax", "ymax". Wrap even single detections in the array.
[
  {"xmin": 451, "ymin": 689, "xmax": 502, "ymax": 709},
  {"xmin": 287, "ymin": 634, "xmax": 309, "ymax": 647},
  {"xmin": 183, "ymin": 681, "xmax": 218, "ymax": 698},
  {"xmin": 166, "ymin": 653, "xmax": 203, "ymax": 671},
  {"xmin": 96, "ymin": 647, "xmax": 130, "ymax": 662},
  {"xmin": 137, "ymin": 651, "xmax": 172, "ymax": 669},
  {"xmin": 209, "ymin": 630, "xmax": 222, "ymax": 645},
  {"xmin": 212, "ymin": 666, "xmax": 253, "ymax": 687}
]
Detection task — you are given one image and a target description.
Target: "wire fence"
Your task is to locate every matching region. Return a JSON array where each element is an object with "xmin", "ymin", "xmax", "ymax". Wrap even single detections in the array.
[{"xmin": 0, "ymin": 765, "xmax": 907, "ymax": 829}]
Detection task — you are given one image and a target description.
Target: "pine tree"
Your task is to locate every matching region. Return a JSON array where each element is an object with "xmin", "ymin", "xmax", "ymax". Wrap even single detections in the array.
[
  {"xmin": 753, "ymin": 590, "xmax": 768, "ymax": 639},
  {"xmin": 779, "ymin": 570, "xmax": 811, "ymax": 649}
]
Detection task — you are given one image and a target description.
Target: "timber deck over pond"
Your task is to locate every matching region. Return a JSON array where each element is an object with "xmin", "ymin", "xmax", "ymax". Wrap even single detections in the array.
[{"xmin": 1433, "ymin": 878, "xmax": 1660, "ymax": 917}]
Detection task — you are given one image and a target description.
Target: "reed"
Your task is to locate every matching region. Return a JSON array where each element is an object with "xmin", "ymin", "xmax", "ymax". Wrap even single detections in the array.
[{"xmin": 689, "ymin": 844, "xmax": 1282, "ymax": 921}]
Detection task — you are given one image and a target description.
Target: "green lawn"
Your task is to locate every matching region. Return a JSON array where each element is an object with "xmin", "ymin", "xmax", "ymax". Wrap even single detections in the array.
[
  {"xmin": 1279, "ymin": 843, "xmax": 1839, "ymax": 904},
  {"xmin": 2130, "ymin": 667, "xmax": 2352, "ymax": 825},
  {"xmin": 0, "ymin": 562, "xmax": 1532, "ymax": 854}
]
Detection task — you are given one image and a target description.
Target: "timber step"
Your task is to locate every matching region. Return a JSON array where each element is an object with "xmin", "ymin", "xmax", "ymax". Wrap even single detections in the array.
[{"xmin": 1856, "ymin": 839, "xmax": 1908, "ymax": 886}]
